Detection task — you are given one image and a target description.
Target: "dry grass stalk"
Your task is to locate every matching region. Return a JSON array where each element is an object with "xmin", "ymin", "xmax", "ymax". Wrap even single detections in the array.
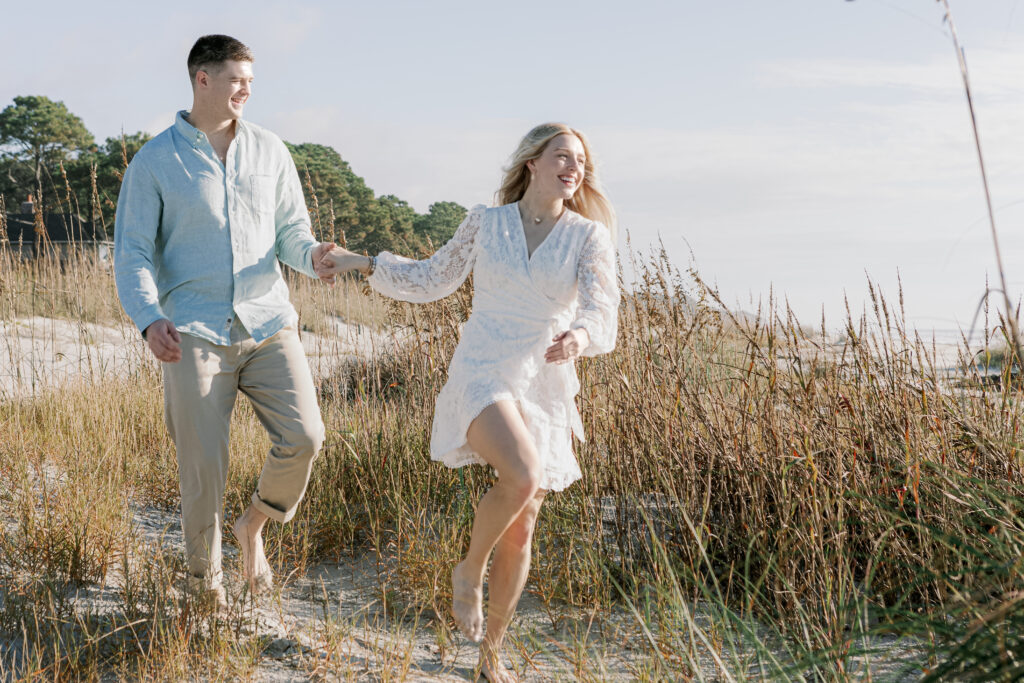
[
  {"xmin": 0, "ymin": 194, "xmax": 8, "ymax": 250},
  {"xmin": 938, "ymin": 0, "xmax": 1024, "ymax": 371}
]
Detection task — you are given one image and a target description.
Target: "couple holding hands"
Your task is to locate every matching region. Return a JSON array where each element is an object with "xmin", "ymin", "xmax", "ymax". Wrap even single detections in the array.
[{"xmin": 114, "ymin": 34, "xmax": 618, "ymax": 681}]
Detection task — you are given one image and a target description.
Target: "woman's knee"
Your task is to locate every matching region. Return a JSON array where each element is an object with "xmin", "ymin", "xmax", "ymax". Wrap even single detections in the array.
[
  {"xmin": 501, "ymin": 493, "xmax": 545, "ymax": 550},
  {"xmin": 505, "ymin": 458, "xmax": 542, "ymax": 504}
]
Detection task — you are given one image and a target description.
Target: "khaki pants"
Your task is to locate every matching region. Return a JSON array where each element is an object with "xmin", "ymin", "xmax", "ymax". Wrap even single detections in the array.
[{"xmin": 163, "ymin": 320, "xmax": 324, "ymax": 584}]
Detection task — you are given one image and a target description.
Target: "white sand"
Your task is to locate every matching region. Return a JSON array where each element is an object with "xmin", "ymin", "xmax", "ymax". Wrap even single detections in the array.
[{"xmin": 0, "ymin": 316, "xmax": 403, "ymax": 401}]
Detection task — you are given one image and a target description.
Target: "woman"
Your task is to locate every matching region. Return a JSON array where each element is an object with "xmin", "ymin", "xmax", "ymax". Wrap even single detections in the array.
[{"xmin": 316, "ymin": 123, "xmax": 619, "ymax": 681}]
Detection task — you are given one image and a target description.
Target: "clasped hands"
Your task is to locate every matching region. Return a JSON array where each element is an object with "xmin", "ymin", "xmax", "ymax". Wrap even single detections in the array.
[{"xmin": 313, "ymin": 242, "xmax": 369, "ymax": 282}]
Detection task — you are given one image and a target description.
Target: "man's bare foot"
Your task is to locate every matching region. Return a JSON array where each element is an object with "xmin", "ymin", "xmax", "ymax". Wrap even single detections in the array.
[
  {"xmin": 478, "ymin": 644, "xmax": 517, "ymax": 682},
  {"xmin": 452, "ymin": 561, "xmax": 485, "ymax": 642},
  {"xmin": 232, "ymin": 505, "xmax": 273, "ymax": 595}
]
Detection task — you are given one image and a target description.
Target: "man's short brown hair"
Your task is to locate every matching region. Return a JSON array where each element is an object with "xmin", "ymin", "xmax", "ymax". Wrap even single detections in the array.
[{"xmin": 187, "ymin": 35, "xmax": 254, "ymax": 83}]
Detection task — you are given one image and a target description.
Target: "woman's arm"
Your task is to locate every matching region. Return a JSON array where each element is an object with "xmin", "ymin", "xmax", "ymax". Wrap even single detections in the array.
[
  {"xmin": 569, "ymin": 224, "xmax": 619, "ymax": 356},
  {"xmin": 544, "ymin": 223, "xmax": 619, "ymax": 363},
  {"xmin": 316, "ymin": 205, "xmax": 486, "ymax": 303}
]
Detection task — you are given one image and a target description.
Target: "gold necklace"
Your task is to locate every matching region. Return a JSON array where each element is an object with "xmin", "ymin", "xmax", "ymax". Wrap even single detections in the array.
[{"xmin": 519, "ymin": 201, "xmax": 559, "ymax": 226}]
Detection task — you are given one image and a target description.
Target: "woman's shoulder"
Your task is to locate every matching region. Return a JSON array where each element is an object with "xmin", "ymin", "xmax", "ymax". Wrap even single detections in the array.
[
  {"xmin": 451, "ymin": 204, "xmax": 492, "ymax": 234},
  {"xmin": 488, "ymin": 202, "xmax": 517, "ymax": 216},
  {"xmin": 563, "ymin": 211, "xmax": 616, "ymax": 261},
  {"xmin": 563, "ymin": 208, "xmax": 607, "ymax": 237},
  {"xmin": 466, "ymin": 203, "xmax": 499, "ymax": 223}
]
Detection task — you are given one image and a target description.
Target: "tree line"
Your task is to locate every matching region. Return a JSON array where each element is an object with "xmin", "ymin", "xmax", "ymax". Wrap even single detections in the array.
[{"xmin": 0, "ymin": 95, "xmax": 465, "ymax": 254}]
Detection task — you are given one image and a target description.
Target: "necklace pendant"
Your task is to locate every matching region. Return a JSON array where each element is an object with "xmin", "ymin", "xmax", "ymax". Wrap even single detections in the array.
[{"xmin": 533, "ymin": 217, "xmax": 542, "ymax": 224}]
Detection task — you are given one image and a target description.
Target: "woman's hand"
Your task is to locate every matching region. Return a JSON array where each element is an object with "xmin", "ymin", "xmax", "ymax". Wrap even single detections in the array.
[
  {"xmin": 545, "ymin": 328, "xmax": 590, "ymax": 364},
  {"xmin": 314, "ymin": 246, "xmax": 373, "ymax": 282}
]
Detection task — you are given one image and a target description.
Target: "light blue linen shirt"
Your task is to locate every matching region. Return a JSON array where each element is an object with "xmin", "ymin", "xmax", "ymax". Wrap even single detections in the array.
[{"xmin": 114, "ymin": 111, "xmax": 318, "ymax": 345}]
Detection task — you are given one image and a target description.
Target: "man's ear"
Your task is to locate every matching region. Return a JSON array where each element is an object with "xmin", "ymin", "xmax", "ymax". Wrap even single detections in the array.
[{"xmin": 195, "ymin": 69, "xmax": 209, "ymax": 89}]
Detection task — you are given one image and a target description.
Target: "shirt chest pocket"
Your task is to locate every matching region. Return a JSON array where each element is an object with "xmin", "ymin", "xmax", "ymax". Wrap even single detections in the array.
[{"xmin": 249, "ymin": 174, "xmax": 275, "ymax": 219}]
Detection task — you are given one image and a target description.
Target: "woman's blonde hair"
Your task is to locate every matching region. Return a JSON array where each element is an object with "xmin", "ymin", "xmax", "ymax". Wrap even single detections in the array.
[{"xmin": 496, "ymin": 123, "xmax": 616, "ymax": 241}]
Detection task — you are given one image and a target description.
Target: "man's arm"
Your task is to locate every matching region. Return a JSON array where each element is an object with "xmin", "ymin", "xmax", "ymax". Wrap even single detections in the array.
[
  {"xmin": 114, "ymin": 159, "xmax": 169, "ymax": 334},
  {"xmin": 272, "ymin": 142, "xmax": 332, "ymax": 280},
  {"xmin": 113, "ymin": 158, "xmax": 181, "ymax": 361}
]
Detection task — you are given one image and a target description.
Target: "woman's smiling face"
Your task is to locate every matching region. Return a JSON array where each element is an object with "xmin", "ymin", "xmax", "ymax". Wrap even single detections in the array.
[{"xmin": 528, "ymin": 133, "xmax": 587, "ymax": 200}]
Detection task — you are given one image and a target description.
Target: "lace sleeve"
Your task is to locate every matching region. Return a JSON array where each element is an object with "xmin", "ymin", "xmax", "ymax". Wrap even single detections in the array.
[
  {"xmin": 570, "ymin": 224, "xmax": 619, "ymax": 356},
  {"xmin": 367, "ymin": 204, "xmax": 486, "ymax": 303}
]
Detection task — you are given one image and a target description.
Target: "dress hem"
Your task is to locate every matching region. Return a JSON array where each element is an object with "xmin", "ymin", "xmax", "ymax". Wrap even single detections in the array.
[{"xmin": 430, "ymin": 394, "xmax": 582, "ymax": 492}]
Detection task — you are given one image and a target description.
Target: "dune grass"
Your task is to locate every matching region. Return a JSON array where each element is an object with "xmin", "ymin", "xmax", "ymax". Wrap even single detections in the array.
[{"xmin": 2, "ymin": 233, "xmax": 1023, "ymax": 680}]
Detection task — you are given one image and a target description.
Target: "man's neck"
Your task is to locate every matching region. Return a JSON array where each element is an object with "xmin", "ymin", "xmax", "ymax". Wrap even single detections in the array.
[
  {"xmin": 186, "ymin": 106, "xmax": 238, "ymax": 162},
  {"xmin": 186, "ymin": 106, "xmax": 237, "ymax": 141}
]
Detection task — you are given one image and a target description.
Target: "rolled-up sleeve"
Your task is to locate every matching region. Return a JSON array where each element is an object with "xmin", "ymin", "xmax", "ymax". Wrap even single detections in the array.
[{"xmin": 114, "ymin": 157, "xmax": 166, "ymax": 336}]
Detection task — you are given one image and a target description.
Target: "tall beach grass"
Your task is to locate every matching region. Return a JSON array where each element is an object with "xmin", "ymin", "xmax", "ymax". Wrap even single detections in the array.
[{"xmin": 1, "ymin": 228, "xmax": 1023, "ymax": 679}]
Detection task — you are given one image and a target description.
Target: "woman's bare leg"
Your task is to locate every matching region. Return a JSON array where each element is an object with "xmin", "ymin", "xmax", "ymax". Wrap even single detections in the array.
[
  {"xmin": 452, "ymin": 401, "xmax": 542, "ymax": 642},
  {"xmin": 478, "ymin": 490, "xmax": 545, "ymax": 682}
]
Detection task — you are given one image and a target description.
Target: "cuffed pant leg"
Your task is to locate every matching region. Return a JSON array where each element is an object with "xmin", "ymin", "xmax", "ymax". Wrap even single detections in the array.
[
  {"xmin": 238, "ymin": 327, "xmax": 324, "ymax": 523},
  {"xmin": 163, "ymin": 333, "xmax": 238, "ymax": 582}
]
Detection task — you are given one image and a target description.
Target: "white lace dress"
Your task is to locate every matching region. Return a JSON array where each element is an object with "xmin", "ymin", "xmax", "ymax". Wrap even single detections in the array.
[{"xmin": 367, "ymin": 203, "xmax": 619, "ymax": 492}]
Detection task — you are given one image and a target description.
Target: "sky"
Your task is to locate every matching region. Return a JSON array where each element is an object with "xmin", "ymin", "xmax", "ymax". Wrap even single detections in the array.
[{"xmin": 3, "ymin": 0, "xmax": 1024, "ymax": 336}]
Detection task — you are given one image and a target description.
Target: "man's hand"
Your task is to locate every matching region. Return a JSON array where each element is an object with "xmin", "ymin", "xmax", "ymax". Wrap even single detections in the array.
[
  {"xmin": 545, "ymin": 328, "xmax": 590, "ymax": 364},
  {"xmin": 312, "ymin": 242, "xmax": 339, "ymax": 285},
  {"xmin": 145, "ymin": 319, "xmax": 182, "ymax": 363},
  {"xmin": 314, "ymin": 244, "xmax": 370, "ymax": 280}
]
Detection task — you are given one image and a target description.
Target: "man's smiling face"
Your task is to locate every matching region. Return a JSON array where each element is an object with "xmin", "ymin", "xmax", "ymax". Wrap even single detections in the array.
[{"xmin": 197, "ymin": 59, "xmax": 253, "ymax": 121}]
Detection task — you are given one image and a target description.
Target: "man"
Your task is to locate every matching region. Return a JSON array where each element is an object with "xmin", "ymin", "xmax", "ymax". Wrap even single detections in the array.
[{"xmin": 114, "ymin": 34, "xmax": 334, "ymax": 609}]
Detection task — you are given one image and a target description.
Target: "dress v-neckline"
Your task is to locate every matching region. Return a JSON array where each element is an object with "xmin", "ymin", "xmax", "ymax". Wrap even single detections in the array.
[{"xmin": 513, "ymin": 203, "xmax": 565, "ymax": 264}]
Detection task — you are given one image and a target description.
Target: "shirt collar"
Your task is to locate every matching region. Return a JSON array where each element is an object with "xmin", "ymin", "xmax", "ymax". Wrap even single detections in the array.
[{"xmin": 174, "ymin": 110, "xmax": 247, "ymax": 149}]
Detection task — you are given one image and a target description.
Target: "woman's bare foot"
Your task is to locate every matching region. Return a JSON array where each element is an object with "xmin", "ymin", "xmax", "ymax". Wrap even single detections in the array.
[
  {"xmin": 452, "ymin": 561, "xmax": 485, "ymax": 642},
  {"xmin": 478, "ymin": 644, "xmax": 517, "ymax": 682},
  {"xmin": 232, "ymin": 505, "xmax": 273, "ymax": 595}
]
